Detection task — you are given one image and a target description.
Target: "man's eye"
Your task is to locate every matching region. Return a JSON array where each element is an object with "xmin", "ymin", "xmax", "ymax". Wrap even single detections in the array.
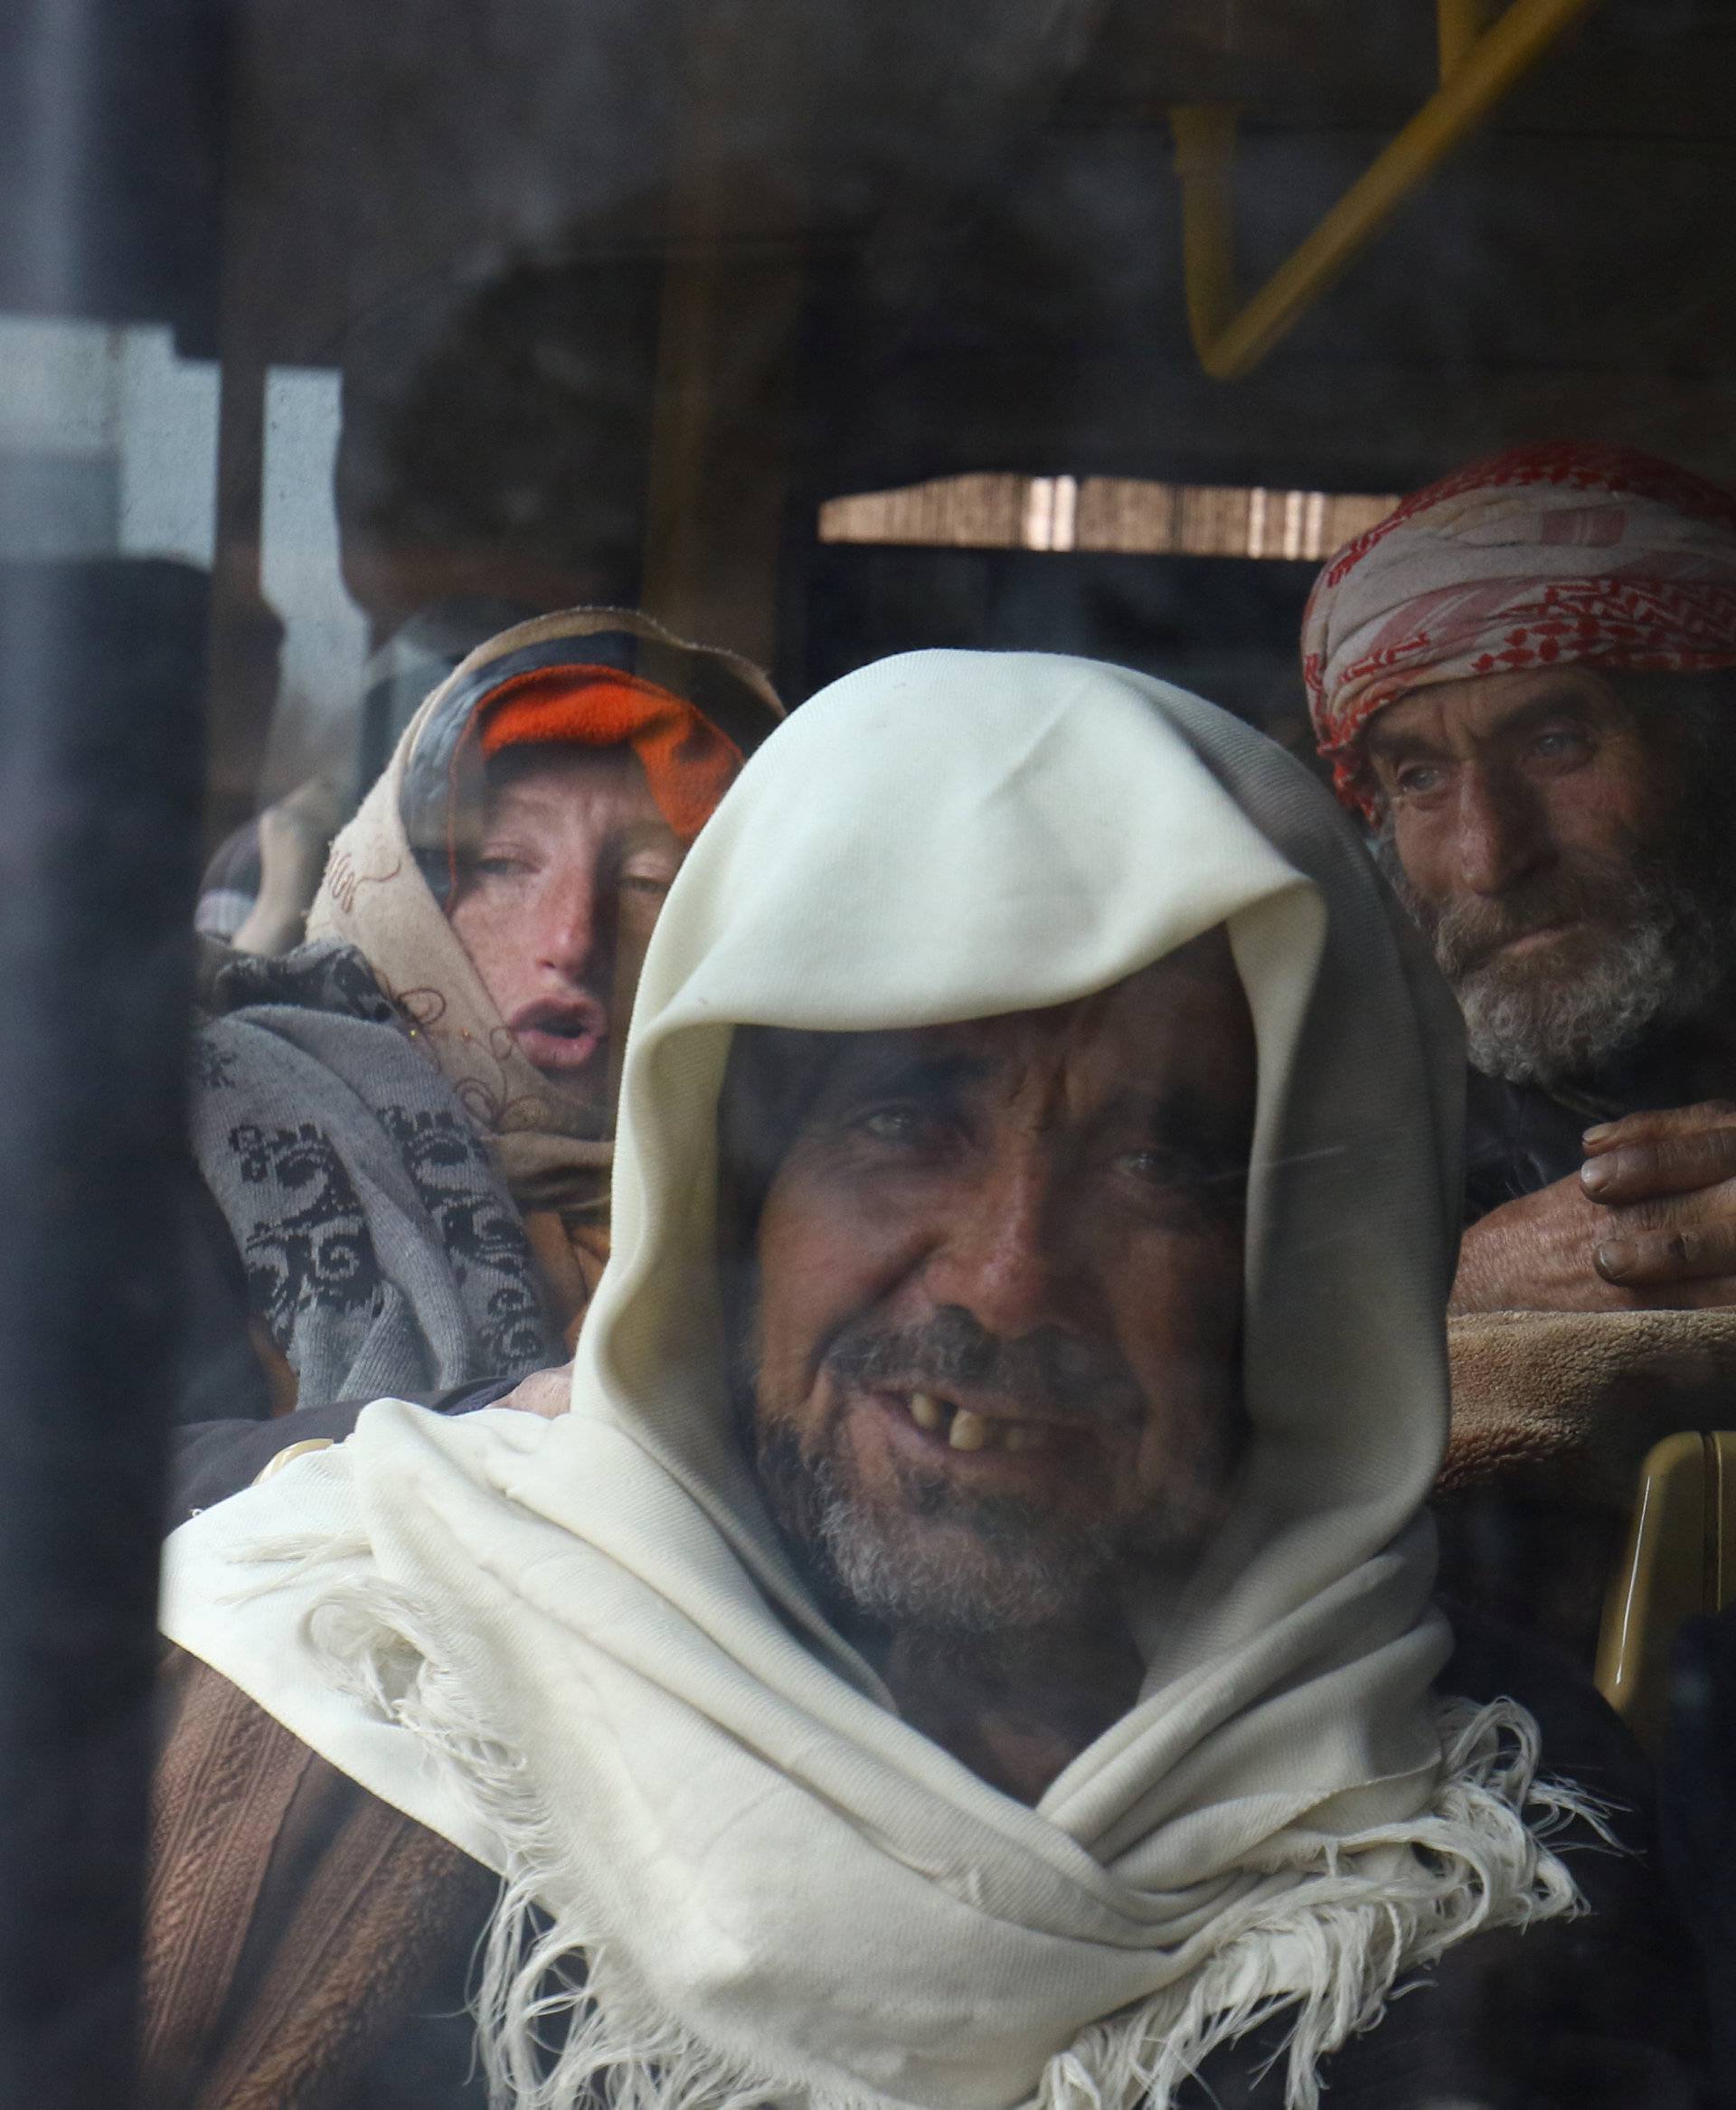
[
  {"xmin": 1118, "ymin": 1149, "xmax": 1244, "ymax": 1210},
  {"xmin": 475, "ymin": 853, "xmax": 529, "ymax": 880},
  {"xmin": 1394, "ymin": 763, "xmax": 1443, "ymax": 796},
  {"xmin": 1531, "ymin": 727, "xmax": 1589, "ymax": 763},
  {"xmin": 1118, "ymin": 1148, "xmax": 1189, "ymax": 1185},
  {"xmin": 857, "ymin": 1104, "xmax": 937, "ymax": 1147},
  {"xmin": 620, "ymin": 871, "xmax": 675, "ymax": 898}
]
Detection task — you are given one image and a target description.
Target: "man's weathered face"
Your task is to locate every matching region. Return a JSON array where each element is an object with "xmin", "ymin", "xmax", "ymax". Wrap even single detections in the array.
[
  {"xmin": 447, "ymin": 745, "xmax": 682, "ymax": 1092},
  {"xmin": 1364, "ymin": 665, "xmax": 1732, "ymax": 1084},
  {"xmin": 736, "ymin": 934, "xmax": 1256, "ymax": 1637}
]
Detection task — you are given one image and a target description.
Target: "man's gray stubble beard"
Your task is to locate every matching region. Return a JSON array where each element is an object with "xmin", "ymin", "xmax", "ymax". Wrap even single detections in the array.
[
  {"xmin": 750, "ymin": 1417, "xmax": 1124, "ymax": 1639},
  {"xmin": 1373, "ymin": 824, "xmax": 1736, "ymax": 1088},
  {"xmin": 727, "ymin": 1281, "xmax": 1236, "ymax": 1641},
  {"xmin": 1455, "ymin": 913, "xmax": 1708, "ymax": 1087}
]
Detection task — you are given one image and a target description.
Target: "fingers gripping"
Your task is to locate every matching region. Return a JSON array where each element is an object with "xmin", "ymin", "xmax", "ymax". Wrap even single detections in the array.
[{"xmin": 1581, "ymin": 1103, "xmax": 1736, "ymax": 1206}]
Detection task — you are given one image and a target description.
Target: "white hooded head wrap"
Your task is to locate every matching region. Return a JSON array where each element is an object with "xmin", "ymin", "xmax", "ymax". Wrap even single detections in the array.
[{"xmin": 162, "ymin": 651, "xmax": 1587, "ymax": 2110}]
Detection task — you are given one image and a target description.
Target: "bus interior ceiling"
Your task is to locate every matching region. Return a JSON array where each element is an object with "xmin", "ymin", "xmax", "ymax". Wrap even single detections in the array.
[
  {"xmin": 0, "ymin": 5, "xmax": 1732, "ymax": 2098},
  {"xmin": 8, "ymin": 0, "xmax": 1736, "ymax": 812}
]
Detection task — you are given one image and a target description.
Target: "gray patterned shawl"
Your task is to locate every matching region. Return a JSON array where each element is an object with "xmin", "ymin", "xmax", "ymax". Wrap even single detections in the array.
[{"xmin": 191, "ymin": 939, "xmax": 558, "ymax": 1410}]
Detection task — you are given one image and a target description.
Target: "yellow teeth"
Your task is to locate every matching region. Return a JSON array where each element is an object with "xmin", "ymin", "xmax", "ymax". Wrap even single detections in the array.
[
  {"xmin": 902, "ymin": 1392, "xmax": 1054, "ymax": 1454},
  {"xmin": 909, "ymin": 1390, "xmax": 945, "ymax": 1432}
]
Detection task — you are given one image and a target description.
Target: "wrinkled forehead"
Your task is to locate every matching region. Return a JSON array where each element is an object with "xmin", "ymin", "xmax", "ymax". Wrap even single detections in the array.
[
  {"xmin": 1366, "ymin": 662, "xmax": 1629, "ymax": 753},
  {"xmin": 1363, "ymin": 663, "xmax": 1732, "ymax": 780},
  {"xmin": 718, "ymin": 933, "xmax": 1257, "ymax": 1205}
]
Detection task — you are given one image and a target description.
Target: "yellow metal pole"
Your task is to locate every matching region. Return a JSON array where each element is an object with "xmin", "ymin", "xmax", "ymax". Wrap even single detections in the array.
[
  {"xmin": 1438, "ymin": 0, "xmax": 1497, "ymax": 80},
  {"xmin": 1169, "ymin": 105, "xmax": 1241, "ymax": 360},
  {"xmin": 1170, "ymin": 0, "xmax": 1599, "ymax": 381}
]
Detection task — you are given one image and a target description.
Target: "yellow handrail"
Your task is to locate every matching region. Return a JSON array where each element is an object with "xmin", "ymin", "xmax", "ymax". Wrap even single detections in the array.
[
  {"xmin": 1170, "ymin": 0, "xmax": 1599, "ymax": 381},
  {"xmin": 1437, "ymin": 0, "xmax": 1498, "ymax": 80}
]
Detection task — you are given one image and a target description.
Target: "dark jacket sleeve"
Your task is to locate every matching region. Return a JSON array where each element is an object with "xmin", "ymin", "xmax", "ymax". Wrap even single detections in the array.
[
  {"xmin": 1187, "ymin": 1601, "xmax": 1709, "ymax": 2109},
  {"xmin": 168, "ymin": 1379, "xmax": 520, "ymax": 1526}
]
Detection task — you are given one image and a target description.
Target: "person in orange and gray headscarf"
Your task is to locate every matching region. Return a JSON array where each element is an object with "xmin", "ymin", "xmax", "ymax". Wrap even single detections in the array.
[{"xmin": 184, "ymin": 608, "xmax": 781, "ymax": 1435}]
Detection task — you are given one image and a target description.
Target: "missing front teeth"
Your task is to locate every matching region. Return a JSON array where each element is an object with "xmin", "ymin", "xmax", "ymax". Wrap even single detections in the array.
[{"xmin": 905, "ymin": 1392, "xmax": 1050, "ymax": 1453}]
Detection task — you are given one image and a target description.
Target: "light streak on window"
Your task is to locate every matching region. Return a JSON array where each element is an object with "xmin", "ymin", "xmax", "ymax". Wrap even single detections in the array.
[{"xmin": 819, "ymin": 473, "xmax": 1400, "ymax": 562}]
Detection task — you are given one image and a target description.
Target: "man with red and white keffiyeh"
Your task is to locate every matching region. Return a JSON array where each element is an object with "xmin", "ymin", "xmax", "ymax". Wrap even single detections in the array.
[{"xmin": 1304, "ymin": 442, "xmax": 1736, "ymax": 1320}]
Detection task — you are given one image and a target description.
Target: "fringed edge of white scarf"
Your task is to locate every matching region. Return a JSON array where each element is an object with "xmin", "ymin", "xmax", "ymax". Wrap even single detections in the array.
[
  {"xmin": 1042, "ymin": 1694, "xmax": 1613, "ymax": 2110},
  {"xmin": 300, "ymin": 1568, "xmax": 1612, "ymax": 2110},
  {"xmin": 302, "ymin": 1576, "xmax": 845, "ymax": 2110},
  {"xmin": 223, "ymin": 1528, "xmax": 373, "ymax": 1603}
]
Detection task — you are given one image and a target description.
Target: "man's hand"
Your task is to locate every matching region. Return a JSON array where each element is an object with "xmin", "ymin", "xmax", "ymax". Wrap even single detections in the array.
[
  {"xmin": 1452, "ymin": 1100, "xmax": 1736, "ymax": 1314},
  {"xmin": 1452, "ymin": 1173, "xmax": 1643, "ymax": 1314},
  {"xmin": 1578, "ymin": 1101, "xmax": 1736, "ymax": 1303},
  {"xmin": 496, "ymin": 1362, "xmax": 574, "ymax": 1418}
]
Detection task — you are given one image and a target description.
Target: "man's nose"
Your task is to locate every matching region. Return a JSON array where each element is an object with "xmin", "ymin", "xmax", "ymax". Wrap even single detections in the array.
[
  {"xmin": 920, "ymin": 1154, "xmax": 1075, "ymax": 1341},
  {"xmin": 534, "ymin": 868, "xmax": 601, "ymax": 982},
  {"xmin": 1451, "ymin": 764, "xmax": 1550, "ymax": 899}
]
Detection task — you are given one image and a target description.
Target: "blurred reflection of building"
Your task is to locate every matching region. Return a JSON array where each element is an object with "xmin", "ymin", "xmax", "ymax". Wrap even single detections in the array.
[{"xmin": 13, "ymin": 0, "xmax": 1735, "ymax": 832}]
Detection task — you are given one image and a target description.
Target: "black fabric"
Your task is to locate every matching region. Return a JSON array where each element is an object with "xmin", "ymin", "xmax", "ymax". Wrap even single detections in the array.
[
  {"xmin": 168, "ymin": 1378, "xmax": 517, "ymax": 1527},
  {"xmin": 201, "ymin": 938, "xmax": 404, "ymax": 1031},
  {"xmin": 172, "ymin": 1163, "xmax": 273, "ymax": 1427},
  {"xmin": 1182, "ymin": 1599, "xmax": 1707, "ymax": 2107},
  {"xmin": 1434, "ymin": 1493, "xmax": 1628, "ymax": 1674},
  {"xmin": 1662, "ymin": 1609, "xmax": 1736, "ymax": 2105},
  {"xmin": 1465, "ymin": 1068, "xmax": 1599, "ymax": 1220},
  {"xmin": 1464, "ymin": 1016, "xmax": 1736, "ymax": 1223}
]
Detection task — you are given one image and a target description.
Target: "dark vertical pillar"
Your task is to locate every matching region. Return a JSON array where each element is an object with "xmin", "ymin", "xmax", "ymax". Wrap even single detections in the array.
[
  {"xmin": 0, "ymin": 560, "xmax": 205, "ymax": 2107},
  {"xmin": 639, "ymin": 0, "xmax": 812, "ymax": 672},
  {"xmin": 0, "ymin": 0, "xmax": 217, "ymax": 2100}
]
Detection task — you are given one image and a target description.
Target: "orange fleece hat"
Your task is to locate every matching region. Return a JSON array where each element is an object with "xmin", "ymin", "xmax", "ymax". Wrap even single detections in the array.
[{"xmin": 475, "ymin": 664, "xmax": 743, "ymax": 843}]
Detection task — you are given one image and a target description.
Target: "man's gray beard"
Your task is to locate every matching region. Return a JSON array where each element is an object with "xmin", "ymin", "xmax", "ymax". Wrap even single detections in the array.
[
  {"xmin": 810, "ymin": 1443, "xmax": 1121, "ymax": 1636},
  {"xmin": 1374, "ymin": 829, "xmax": 1735, "ymax": 1088},
  {"xmin": 1456, "ymin": 915, "xmax": 1715, "ymax": 1088},
  {"xmin": 751, "ymin": 1421, "xmax": 1125, "ymax": 1639}
]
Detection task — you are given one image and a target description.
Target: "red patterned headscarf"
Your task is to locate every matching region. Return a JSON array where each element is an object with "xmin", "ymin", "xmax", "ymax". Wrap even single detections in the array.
[{"xmin": 1302, "ymin": 443, "xmax": 1736, "ymax": 815}]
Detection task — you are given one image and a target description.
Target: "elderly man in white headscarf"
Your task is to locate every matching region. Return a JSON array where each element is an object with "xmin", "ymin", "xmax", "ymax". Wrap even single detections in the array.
[{"xmin": 144, "ymin": 654, "xmax": 1700, "ymax": 2110}]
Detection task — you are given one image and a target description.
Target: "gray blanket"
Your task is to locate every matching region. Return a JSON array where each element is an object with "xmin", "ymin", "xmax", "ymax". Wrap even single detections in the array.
[{"xmin": 191, "ymin": 940, "xmax": 560, "ymax": 1410}]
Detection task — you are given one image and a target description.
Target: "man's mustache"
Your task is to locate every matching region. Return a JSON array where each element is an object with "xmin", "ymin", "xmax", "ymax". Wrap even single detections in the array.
[
  {"xmin": 823, "ymin": 1305, "xmax": 1143, "ymax": 1425},
  {"xmin": 1426, "ymin": 855, "xmax": 1637, "ymax": 980}
]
